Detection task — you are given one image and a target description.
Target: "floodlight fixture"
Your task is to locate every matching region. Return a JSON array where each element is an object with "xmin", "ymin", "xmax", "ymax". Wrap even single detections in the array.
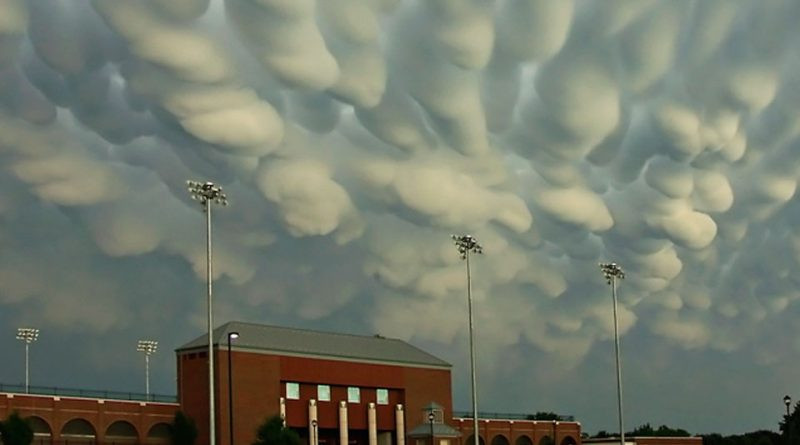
[{"xmin": 187, "ymin": 180, "xmax": 229, "ymax": 207}]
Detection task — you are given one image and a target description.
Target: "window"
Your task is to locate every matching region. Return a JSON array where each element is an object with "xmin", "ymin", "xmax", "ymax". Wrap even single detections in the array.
[
  {"xmin": 317, "ymin": 385, "xmax": 331, "ymax": 402},
  {"xmin": 376, "ymin": 388, "xmax": 389, "ymax": 405},
  {"xmin": 286, "ymin": 382, "xmax": 300, "ymax": 400},
  {"xmin": 347, "ymin": 387, "xmax": 360, "ymax": 403}
]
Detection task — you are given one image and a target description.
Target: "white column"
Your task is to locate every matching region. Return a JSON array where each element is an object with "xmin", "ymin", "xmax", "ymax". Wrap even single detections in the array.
[
  {"xmin": 309, "ymin": 399, "xmax": 319, "ymax": 445},
  {"xmin": 280, "ymin": 397, "xmax": 287, "ymax": 427},
  {"xmin": 368, "ymin": 403, "xmax": 377, "ymax": 445},
  {"xmin": 395, "ymin": 404, "xmax": 405, "ymax": 445},
  {"xmin": 339, "ymin": 401, "xmax": 349, "ymax": 445}
]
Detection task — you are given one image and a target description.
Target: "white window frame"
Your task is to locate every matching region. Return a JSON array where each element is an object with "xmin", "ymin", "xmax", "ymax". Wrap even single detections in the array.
[
  {"xmin": 286, "ymin": 382, "xmax": 300, "ymax": 400},
  {"xmin": 347, "ymin": 387, "xmax": 360, "ymax": 403},
  {"xmin": 317, "ymin": 384, "xmax": 331, "ymax": 402},
  {"xmin": 376, "ymin": 388, "xmax": 389, "ymax": 405}
]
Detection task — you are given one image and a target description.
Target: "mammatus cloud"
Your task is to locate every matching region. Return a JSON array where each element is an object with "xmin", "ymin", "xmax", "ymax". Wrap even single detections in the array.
[{"xmin": 1, "ymin": 0, "xmax": 800, "ymax": 435}]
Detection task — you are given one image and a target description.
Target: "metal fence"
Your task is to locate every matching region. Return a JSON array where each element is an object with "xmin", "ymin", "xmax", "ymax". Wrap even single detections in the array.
[
  {"xmin": 0, "ymin": 383, "xmax": 177, "ymax": 403},
  {"xmin": 452, "ymin": 411, "xmax": 575, "ymax": 422}
]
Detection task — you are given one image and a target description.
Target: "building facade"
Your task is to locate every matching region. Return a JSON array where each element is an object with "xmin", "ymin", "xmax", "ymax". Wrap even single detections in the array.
[{"xmin": 176, "ymin": 322, "xmax": 582, "ymax": 445}]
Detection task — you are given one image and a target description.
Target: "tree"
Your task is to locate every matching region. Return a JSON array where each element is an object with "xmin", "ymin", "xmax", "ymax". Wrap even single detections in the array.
[
  {"xmin": 629, "ymin": 423, "xmax": 690, "ymax": 437},
  {"xmin": 0, "ymin": 412, "xmax": 34, "ymax": 445},
  {"xmin": 253, "ymin": 415, "xmax": 300, "ymax": 445},
  {"xmin": 780, "ymin": 401, "xmax": 800, "ymax": 445},
  {"xmin": 525, "ymin": 412, "xmax": 561, "ymax": 421},
  {"xmin": 700, "ymin": 430, "xmax": 779, "ymax": 445},
  {"xmin": 170, "ymin": 411, "xmax": 198, "ymax": 445}
]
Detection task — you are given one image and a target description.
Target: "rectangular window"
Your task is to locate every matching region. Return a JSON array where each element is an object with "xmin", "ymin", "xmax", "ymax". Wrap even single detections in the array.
[
  {"xmin": 318, "ymin": 385, "xmax": 331, "ymax": 402},
  {"xmin": 286, "ymin": 382, "xmax": 300, "ymax": 400},
  {"xmin": 347, "ymin": 387, "xmax": 360, "ymax": 403},
  {"xmin": 376, "ymin": 388, "xmax": 389, "ymax": 405}
]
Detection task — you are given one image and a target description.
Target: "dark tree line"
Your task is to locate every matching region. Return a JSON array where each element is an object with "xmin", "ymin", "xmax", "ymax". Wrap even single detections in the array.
[{"xmin": 590, "ymin": 401, "xmax": 800, "ymax": 445}]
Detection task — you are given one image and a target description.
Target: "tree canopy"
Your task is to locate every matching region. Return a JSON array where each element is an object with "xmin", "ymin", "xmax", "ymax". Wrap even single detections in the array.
[
  {"xmin": 525, "ymin": 412, "xmax": 561, "ymax": 421},
  {"xmin": 253, "ymin": 415, "xmax": 300, "ymax": 445},
  {"xmin": 170, "ymin": 411, "xmax": 198, "ymax": 445},
  {"xmin": 630, "ymin": 423, "xmax": 691, "ymax": 437},
  {"xmin": 0, "ymin": 412, "xmax": 34, "ymax": 445}
]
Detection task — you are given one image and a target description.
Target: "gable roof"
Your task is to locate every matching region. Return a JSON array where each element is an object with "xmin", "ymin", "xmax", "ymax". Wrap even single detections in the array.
[{"xmin": 177, "ymin": 321, "xmax": 451, "ymax": 369}]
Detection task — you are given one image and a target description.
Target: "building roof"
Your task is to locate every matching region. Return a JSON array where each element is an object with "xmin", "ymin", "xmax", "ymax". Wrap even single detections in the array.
[
  {"xmin": 407, "ymin": 423, "xmax": 462, "ymax": 438},
  {"xmin": 177, "ymin": 321, "xmax": 451, "ymax": 369}
]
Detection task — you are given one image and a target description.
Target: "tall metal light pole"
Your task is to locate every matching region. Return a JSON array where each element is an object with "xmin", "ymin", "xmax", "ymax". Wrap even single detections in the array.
[
  {"xmin": 452, "ymin": 234, "xmax": 483, "ymax": 445},
  {"xmin": 136, "ymin": 340, "xmax": 158, "ymax": 399},
  {"xmin": 227, "ymin": 332, "xmax": 239, "ymax": 445},
  {"xmin": 15, "ymin": 328, "xmax": 39, "ymax": 393},
  {"xmin": 599, "ymin": 262, "xmax": 626, "ymax": 445},
  {"xmin": 187, "ymin": 180, "xmax": 229, "ymax": 445}
]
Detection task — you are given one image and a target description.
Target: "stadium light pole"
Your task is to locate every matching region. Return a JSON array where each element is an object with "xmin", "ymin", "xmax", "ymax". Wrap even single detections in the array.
[
  {"xmin": 136, "ymin": 340, "xmax": 158, "ymax": 399},
  {"xmin": 187, "ymin": 180, "xmax": 229, "ymax": 445},
  {"xmin": 599, "ymin": 262, "xmax": 626, "ymax": 445},
  {"xmin": 452, "ymin": 234, "xmax": 483, "ymax": 445},
  {"xmin": 227, "ymin": 332, "xmax": 239, "ymax": 445},
  {"xmin": 15, "ymin": 328, "xmax": 39, "ymax": 393}
]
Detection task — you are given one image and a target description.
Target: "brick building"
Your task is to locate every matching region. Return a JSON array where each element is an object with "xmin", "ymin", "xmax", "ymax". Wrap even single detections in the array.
[{"xmin": 176, "ymin": 322, "xmax": 582, "ymax": 445}]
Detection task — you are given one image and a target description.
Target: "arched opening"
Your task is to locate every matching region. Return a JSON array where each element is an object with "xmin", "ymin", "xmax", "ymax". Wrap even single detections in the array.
[
  {"xmin": 465, "ymin": 435, "xmax": 486, "ymax": 445},
  {"xmin": 491, "ymin": 435, "xmax": 510, "ymax": 445},
  {"xmin": 515, "ymin": 436, "xmax": 533, "ymax": 445},
  {"xmin": 147, "ymin": 423, "xmax": 171, "ymax": 444},
  {"xmin": 105, "ymin": 420, "xmax": 138, "ymax": 442},
  {"xmin": 559, "ymin": 437, "xmax": 577, "ymax": 445},
  {"xmin": 27, "ymin": 416, "xmax": 52, "ymax": 445},
  {"xmin": 538, "ymin": 436, "xmax": 554, "ymax": 445},
  {"xmin": 61, "ymin": 418, "xmax": 96, "ymax": 443}
]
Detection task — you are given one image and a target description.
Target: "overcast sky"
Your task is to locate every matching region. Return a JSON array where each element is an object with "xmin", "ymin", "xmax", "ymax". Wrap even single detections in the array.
[{"xmin": 1, "ymin": 0, "xmax": 800, "ymax": 436}]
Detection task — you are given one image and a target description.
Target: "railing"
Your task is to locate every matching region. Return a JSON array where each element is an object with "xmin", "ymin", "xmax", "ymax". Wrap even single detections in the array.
[
  {"xmin": 0, "ymin": 383, "xmax": 178, "ymax": 403},
  {"xmin": 453, "ymin": 411, "xmax": 575, "ymax": 422}
]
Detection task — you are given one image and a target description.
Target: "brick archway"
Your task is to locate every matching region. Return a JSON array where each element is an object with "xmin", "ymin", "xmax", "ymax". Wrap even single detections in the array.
[
  {"xmin": 466, "ymin": 434, "xmax": 486, "ymax": 445},
  {"xmin": 106, "ymin": 420, "xmax": 139, "ymax": 442},
  {"xmin": 491, "ymin": 435, "xmax": 510, "ymax": 445},
  {"xmin": 515, "ymin": 436, "xmax": 533, "ymax": 445},
  {"xmin": 147, "ymin": 422, "xmax": 171, "ymax": 444},
  {"xmin": 559, "ymin": 437, "xmax": 577, "ymax": 445},
  {"xmin": 61, "ymin": 418, "xmax": 96, "ymax": 442},
  {"xmin": 27, "ymin": 416, "xmax": 52, "ymax": 444}
]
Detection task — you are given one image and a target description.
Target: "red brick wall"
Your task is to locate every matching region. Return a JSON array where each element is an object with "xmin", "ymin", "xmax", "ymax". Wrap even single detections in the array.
[
  {"xmin": 453, "ymin": 418, "xmax": 581, "ymax": 445},
  {"xmin": 0, "ymin": 392, "xmax": 178, "ymax": 442},
  {"xmin": 179, "ymin": 348, "xmax": 453, "ymax": 445}
]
